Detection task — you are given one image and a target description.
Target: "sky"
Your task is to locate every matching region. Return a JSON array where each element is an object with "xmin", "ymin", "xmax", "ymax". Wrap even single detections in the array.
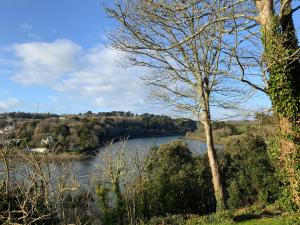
[{"xmin": 0, "ymin": 0, "xmax": 299, "ymax": 118}]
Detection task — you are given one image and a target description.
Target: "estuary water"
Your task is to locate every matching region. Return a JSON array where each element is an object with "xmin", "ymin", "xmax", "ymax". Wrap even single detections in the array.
[
  {"xmin": 67, "ymin": 136, "xmax": 219, "ymax": 184},
  {"xmin": 1, "ymin": 136, "xmax": 221, "ymax": 186}
]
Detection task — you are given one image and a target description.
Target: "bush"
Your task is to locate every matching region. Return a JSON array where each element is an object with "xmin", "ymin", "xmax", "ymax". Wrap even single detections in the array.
[
  {"xmin": 138, "ymin": 211, "xmax": 234, "ymax": 225},
  {"xmin": 139, "ymin": 215, "xmax": 186, "ymax": 225},
  {"xmin": 134, "ymin": 140, "xmax": 216, "ymax": 219},
  {"xmin": 214, "ymin": 127, "xmax": 235, "ymax": 138},
  {"xmin": 220, "ymin": 134, "xmax": 280, "ymax": 209},
  {"xmin": 186, "ymin": 211, "xmax": 234, "ymax": 225},
  {"xmin": 97, "ymin": 136, "xmax": 280, "ymax": 224}
]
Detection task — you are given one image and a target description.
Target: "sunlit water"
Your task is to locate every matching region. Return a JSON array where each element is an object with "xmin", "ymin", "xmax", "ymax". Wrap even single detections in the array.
[
  {"xmin": 68, "ymin": 136, "xmax": 222, "ymax": 184},
  {"xmin": 1, "ymin": 136, "xmax": 222, "ymax": 187}
]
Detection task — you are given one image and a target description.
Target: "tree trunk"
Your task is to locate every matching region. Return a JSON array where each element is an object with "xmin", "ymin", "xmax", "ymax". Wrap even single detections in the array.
[
  {"xmin": 255, "ymin": 0, "xmax": 300, "ymax": 208},
  {"xmin": 201, "ymin": 105, "xmax": 225, "ymax": 211}
]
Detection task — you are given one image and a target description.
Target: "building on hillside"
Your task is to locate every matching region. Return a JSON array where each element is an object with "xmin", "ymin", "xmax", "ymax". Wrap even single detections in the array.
[
  {"xmin": 41, "ymin": 136, "xmax": 54, "ymax": 145},
  {"xmin": 30, "ymin": 148, "xmax": 48, "ymax": 153}
]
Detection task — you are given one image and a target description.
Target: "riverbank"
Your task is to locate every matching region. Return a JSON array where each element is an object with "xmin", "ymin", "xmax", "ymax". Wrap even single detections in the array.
[
  {"xmin": 49, "ymin": 134, "xmax": 212, "ymax": 161},
  {"xmin": 185, "ymin": 133, "xmax": 254, "ymax": 149},
  {"xmin": 185, "ymin": 132, "xmax": 225, "ymax": 145},
  {"xmin": 39, "ymin": 133, "xmax": 187, "ymax": 160}
]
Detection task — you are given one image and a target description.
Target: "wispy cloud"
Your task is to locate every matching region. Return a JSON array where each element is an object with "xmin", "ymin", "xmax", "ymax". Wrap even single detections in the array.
[
  {"xmin": 19, "ymin": 23, "xmax": 32, "ymax": 31},
  {"xmin": 19, "ymin": 23, "xmax": 42, "ymax": 41}
]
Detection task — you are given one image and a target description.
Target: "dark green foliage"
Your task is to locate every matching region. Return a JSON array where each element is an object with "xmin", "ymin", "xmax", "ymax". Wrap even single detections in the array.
[
  {"xmin": 15, "ymin": 113, "xmax": 196, "ymax": 154},
  {"xmin": 135, "ymin": 141, "xmax": 216, "ymax": 219},
  {"xmin": 96, "ymin": 140, "xmax": 216, "ymax": 224},
  {"xmin": 96, "ymin": 182, "xmax": 126, "ymax": 225},
  {"xmin": 263, "ymin": 20, "xmax": 300, "ymax": 121},
  {"xmin": 61, "ymin": 189, "xmax": 96, "ymax": 224},
  {"xmin": 96, "ymin": 136, "xmax": 280, "ymax": 223},
  {"xmin": 261, "ymin": 17, "xmax": 300, "ymax": 209},
  {"xmin": 220, "ymin": 134, "xmax": 279, "ymax": 209},
  {"xmin": 139, "ymin": 215, "xmax": 186, "ymax": 225},
  {"xmin": 185, "ymin": 211, "xmax": 234, "ymax": 225},
  {"xmin": 138, "ymin": 211, "xmax": 234, "ymax": 225}
]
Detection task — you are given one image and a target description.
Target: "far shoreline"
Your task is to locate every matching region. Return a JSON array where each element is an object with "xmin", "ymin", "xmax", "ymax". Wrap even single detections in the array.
[{"xmin": 34, "ymin": 133, "xmax": 187, "ymax": 161}]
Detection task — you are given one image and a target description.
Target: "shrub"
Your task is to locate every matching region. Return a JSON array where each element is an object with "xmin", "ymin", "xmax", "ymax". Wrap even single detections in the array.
[
  {"xmin": 220, "ymin": 134, "xmax": 280, "ymax": 209},
  {"xmin": 97, "ymin": 136, "xmax": 280, "ymax": 224},
  {"xmin": 186, "ymin": 211, "xmax": 234, "ymax": 225},
  {"xmin": 139, "ymin": 215, "xmax": 186, "ymax": 225},
  {"xmin": 134, "ymin": 140, "xmax": 216, "ymax": 219}
]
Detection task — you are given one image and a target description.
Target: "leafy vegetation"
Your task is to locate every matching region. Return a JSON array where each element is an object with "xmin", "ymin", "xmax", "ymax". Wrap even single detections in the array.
[
  {"xmin": 1, "ymin": 113, "xmax": 299, "ymax": 224},
  {"xmin": 96, "ymin": 126, "xmax": 281, "ymax": 224},
  {"xmin": 138, "ymin": 213, "xmax": 300, "ymax": 225},
  {"xmin": 220, "ymin": 134, "xmax": 280, "ymax": 209},
  {"xmin": 186, "ymin": 121, "xmax": 250, "ymax": 143},
  {"xmin": 2, "ymin": 112, "xmax": 196, "ymax": 154},
  {"xmin": 135, "ymin": 141, "xmax": 216, "ymax": 217}
]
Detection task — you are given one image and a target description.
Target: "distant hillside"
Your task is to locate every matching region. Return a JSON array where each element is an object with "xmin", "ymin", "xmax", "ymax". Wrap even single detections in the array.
[
  {"xmin": 0, "ymin": 112, "xmax": 196, "ymax": 155},
  {"xmin": 186, "ymin": 113, "xmax": 274, "ymax": 143}
]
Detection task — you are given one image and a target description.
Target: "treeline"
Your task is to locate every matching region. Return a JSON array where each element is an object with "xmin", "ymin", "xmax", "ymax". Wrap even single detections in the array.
[
  {"xmin": 0, "ymin": 112, "xmax": 59, "ymax": 119},
  {"xmin": 186, "ymin": 114, "xmax": 274, "ymax": 143},
  {"xmin": 12, "ymin": 113, "xmax": 196, "ymax": 154},
  {"xmin": 0, "ymin": 111, "xmax": 169, "ymax": 119}
]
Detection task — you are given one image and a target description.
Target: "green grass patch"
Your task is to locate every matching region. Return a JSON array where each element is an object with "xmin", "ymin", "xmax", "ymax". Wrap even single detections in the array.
[
  {"xmin": 235, "ymin": 215, "xmax": 299, "ymax": 225},
  {"xmin": 140, "ymin": 214, "xmax": 300, "ymax": 225}
]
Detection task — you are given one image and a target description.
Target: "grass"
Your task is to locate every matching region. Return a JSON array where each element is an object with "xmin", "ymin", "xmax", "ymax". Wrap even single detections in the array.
[
  {"xmin": 168, "ymin": 207, "xmax": 300, "ymax": 225},
  {"xmin": 184, "ymin": 216, "xmax": 299, "ymax": 225},
  {"xmin": 234, "ymin": 216, "xmax": 299, "ymax": 225}
]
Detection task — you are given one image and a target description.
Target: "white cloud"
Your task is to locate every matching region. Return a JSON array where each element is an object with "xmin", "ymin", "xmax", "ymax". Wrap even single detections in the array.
[
  {"xmin": 27, "ymin": 33, "xmax": 42, "ymax": 41},
  {"xmin": 53, "ymin": 46, "xmax": 148, "ymax": 112},
  {"xmin": 5, "ymin": 39, "xmax": 152, "ymax": 113},
  {"xmin": 19, "ymin": 23, "xmax": 32, "ymax": 31},
  {"xmin": 11, "ymin": 39, "xmax": 82, "ymax": 85},
  {"xmin": 0, "ymin": 98, "xmax": 22, "ymax": 112}
]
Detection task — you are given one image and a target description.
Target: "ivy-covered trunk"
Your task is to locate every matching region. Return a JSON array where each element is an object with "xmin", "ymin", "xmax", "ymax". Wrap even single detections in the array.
[{"xmin": 255, "ymin": 0, "xmax": 300, "ymax": 209}]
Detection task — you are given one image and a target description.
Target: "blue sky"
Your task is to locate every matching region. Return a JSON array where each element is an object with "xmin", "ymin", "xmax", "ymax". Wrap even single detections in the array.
[
  {"xmin": 0, "ymin": 0, "xmax": 153, "ymax": 114},
  {"xmin": 0, "ymin": 0, "xmax": 299, "ymax": 118}
]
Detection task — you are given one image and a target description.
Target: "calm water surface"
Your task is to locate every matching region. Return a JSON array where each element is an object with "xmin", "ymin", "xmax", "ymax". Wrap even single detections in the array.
[
  {"xmin": 2, "ymin": 136, "xmax": 221, "ymax": 185},
  {"xmin": 69, "ymin": 136, "xmax": 221, "ymax": 184}
]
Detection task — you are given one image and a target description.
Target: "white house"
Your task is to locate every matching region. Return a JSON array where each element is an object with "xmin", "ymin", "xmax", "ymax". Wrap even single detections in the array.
[
  {"xmin": 30, "ymin": 148, "xmax": 48, "ymax": 153},
  {"xmin": 41, "ymin": 136, "xmax": 54, "ymax": 145}
]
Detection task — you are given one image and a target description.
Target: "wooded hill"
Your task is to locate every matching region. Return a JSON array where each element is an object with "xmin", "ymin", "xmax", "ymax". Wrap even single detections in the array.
[{"xmin": 2, "ymin": 112, "xmax": 196, "ymax": 154}]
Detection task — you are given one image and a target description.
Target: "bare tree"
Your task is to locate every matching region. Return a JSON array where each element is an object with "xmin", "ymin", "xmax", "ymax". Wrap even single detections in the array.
[
  {"xmin": 105, "ymin": 0, "xmax": 252, "ymax": 210},
  {"xmin": 184, "ymin": 0, "xmax": 300, "ymax": 207},
  {"xmin": 125, "ymin": 0, "xmax": 300, "ymax": 208},
  {"xmin": 0, "ymin": 143, "xmax": 98, "ymax": 224}
]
